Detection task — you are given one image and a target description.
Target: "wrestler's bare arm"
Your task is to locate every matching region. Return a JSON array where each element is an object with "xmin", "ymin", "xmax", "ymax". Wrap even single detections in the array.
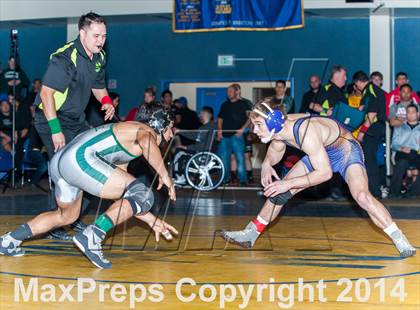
[
  {"xmin": 261, "ymin": 141, "xmax": 286, "ymax": 186},
  {"xmin": 263, "ymin": 140, "xmax": 286, "ymax": 167},
  {"xmin": 137, "ymin": 130, "xmax": 171, "ymax": 182}
]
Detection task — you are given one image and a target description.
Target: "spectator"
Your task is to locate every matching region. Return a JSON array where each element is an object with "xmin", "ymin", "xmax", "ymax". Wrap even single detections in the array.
[
  {"xmin": 172, "ymin": 106, "xmax": 217, "ymax": 184},
  {"xmin": 354, "ymin": 70, "xmax": 387, "ymax": 198},
  {"xmin": 389, "ymin": 84, "xmax": 417, "ymax": 127},
  {"xmin": 14, "ymin": 97, "xmax": 31, "ymax": 177},
  {"xmin": 126, "ymin": 86, "xmax": 156, "ymax": 122},
  {"xmin": 217, "ymin": 84, "xmax": 251, "ymax": 185},
  {"xmin": 24, "ymin": 78, "xmax": 42, "ymax": 108},
  {"xmin": 313, "ymin": 65, "xmax": 347, "ymax": 116},
  {"xmin": 390, "ymin": 104, "xmax": 420, "ymax": 197},
  {"xmin": 370, "ymin": 71, "xmax": 384, "ymax": 88},
  {"xmin": 109, "ymin": 92, "xmax": 120, "ymax": 118},
  {"xmin": 369, "ymin": 71, "xmax": 388, "ymax": 107},
  {"xmin": 368, "ymin": 72, "xmax": 388, "ymax": 195},
  {"xmin": 0, "ymin": 56, "xmax": 29, "ymax": 97},
  {"xmin": 387, "ymin": 72, "xmax": 420, "ymax": 118},
  {"xmin": 346, "ymin": 83, "xmax": 364, "ymax": 139},
  {"xmin": 229, "ymin": 84, "xmax": 254, "ymax": 184},
  {"xmin": 271, "ymin": 80, "xmax": 295, "ymax": 113},
  {"xmin": 313, "ymin": 65, "xmax": 348, "ymax": 200},
  {"xmin": 301, "ymin": 75, "xmax": 321, "ymax": 113},
  {"xmin": 23, "ymin": 101, "xmax": 48, "ymax": 186},
  {"xmin": 161, "ymin": 90, "xmax": 173, "ymax": 111},
  {"xmin": 26, "ymin": 128, "xmax": 48, "ymax": 187},
  {"xmin": 239, "ymin": 87, "xmax": 254, "ymax": 183},
  {"xmin": 173, "ymin": 96, "xmax": 200, "ymax": 130},
  {"xmin": 0, "ymin": 99, "xmax": 12, "ymax": 152},
  {"xmin": 347, "ymin": 83, "xmax": 363, "ymax": 109}
]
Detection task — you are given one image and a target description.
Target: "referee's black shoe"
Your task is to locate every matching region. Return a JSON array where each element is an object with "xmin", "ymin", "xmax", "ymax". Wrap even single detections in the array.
[
  {"xmin": 46, "ymin": 220, "xmax": 88, "ymax": 240},
  {"xmin": 46, "ymin": 228, "xmax": 72, "ymax": 240},
  {"xmin": 70, "ymin": 219, "xmax": 88, "ymax": 233}
]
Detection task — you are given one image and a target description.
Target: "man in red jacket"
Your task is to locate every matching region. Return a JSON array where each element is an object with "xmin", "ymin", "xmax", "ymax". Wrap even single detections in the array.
[{"xmin": 386, "ymin": 72, "xmax": 419, "ymax": 118}]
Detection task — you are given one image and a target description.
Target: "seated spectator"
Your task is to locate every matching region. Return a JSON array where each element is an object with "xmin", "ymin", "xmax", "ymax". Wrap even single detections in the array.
[
  {"xmin": 387, "ymin": 72, "xmax": 420, "ymax": 118},
  {"xmin": 126, "ymin": 86, "xmax": 156, "ymax": 121},
  {"xmin": 0, "ymin": 56, "xmax": 29, "ymax": 97},
  {"xmin": 389, "ymin": 84, "xmax": 418, "ymax": 127},
  {"xmin": 301, "ymin": 75, "xmax": 321, "ymax": 114},
  {"xmin": 390, "ymin": 104, "xmax": 420, "ymax": 197},
  {"xmin": 271, "ymin": 80, "xmax": 295, "ymax": 113},
  {"xmin": 172, "ymin": 106, "xmax": 217, "ymax": 184},
  {"xmin": 0, "ymin": 99, "xmax": 12, "ymax": 152},
  {"xmin": 173, "ymin": 96, "xmax": 200, "ymax": 130},
  {"xmin": 161, "ymin": 90, "xmax": 173, "ymax": 111}
]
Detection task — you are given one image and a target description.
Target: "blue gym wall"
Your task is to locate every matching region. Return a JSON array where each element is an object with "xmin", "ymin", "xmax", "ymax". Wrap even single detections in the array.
[
  {"xmin": 0, "ymin": 26, "xmax": 67, "ymax": 88},
  {"xmin": 394, "ymin": 18, "xmax": 420, "ymax": 91},
  {"xmin": 1, "ymin": 16, "xmax": 418, "ymax": 115},
  {"xmin": 105, "ymin": 17, "xmax": 370, "ymax": 115}
]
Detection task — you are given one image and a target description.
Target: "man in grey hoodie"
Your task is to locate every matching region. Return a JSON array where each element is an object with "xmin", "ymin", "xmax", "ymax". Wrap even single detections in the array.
[{"xmin": 390, "ymin": 103, "xmax": 420, "ymax": 196}]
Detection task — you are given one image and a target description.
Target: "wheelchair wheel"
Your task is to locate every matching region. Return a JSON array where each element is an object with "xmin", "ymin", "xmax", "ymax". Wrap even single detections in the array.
[{"xmin": 185, "ymin": 152, "xmax": 225, "ymax": 191}]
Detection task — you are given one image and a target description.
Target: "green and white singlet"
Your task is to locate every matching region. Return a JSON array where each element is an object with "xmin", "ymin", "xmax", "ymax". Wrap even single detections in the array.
[{"xmin": 50, "ymin": 123, "xmax": 138, "ymax": 202}]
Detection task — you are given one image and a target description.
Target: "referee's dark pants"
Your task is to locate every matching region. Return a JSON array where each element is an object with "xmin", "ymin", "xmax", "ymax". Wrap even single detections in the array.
[
  {"xmin": 34, "ymin": 110, "xmax": 90, "ymax": 160},
  {"xmin": 34, "ymin": 110, "xmax": 90, "ymax": 220}
]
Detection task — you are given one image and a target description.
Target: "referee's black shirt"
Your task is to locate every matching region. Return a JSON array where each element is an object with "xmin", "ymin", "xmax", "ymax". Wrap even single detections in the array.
[{"xmin": 34, "ymin": 36, "xmax": 106, "ymax": 125}]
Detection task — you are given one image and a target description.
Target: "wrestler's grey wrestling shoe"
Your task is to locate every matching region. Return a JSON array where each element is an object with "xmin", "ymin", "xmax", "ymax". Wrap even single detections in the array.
[
  {"xmin": 0, "ymin": 232, "xmax": 25, "ymax": 257},
  {"xmin": 390, "ymin": 230, "xmax": 416, "ymax": 258},
  {"xmin": 73, "ymin": 225, "xmax": 112, "ymax": 269},
  {"xmin": 220, "ymin": 221, "xmax": 260, "ymax": 249}
]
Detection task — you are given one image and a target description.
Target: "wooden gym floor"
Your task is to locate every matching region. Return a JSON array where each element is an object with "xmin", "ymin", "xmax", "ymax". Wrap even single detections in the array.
[{"xmin": 0, "ymin": 187, "xmax": 419, "ymax": 309}]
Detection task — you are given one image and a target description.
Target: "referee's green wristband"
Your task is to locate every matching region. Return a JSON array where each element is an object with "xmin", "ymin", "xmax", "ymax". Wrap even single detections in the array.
[{"xmin": 48, "ymin": 118, "xmax": 62, "ymax": 134}]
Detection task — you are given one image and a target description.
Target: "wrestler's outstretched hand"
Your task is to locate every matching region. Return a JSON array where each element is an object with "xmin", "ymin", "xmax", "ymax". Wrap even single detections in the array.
[
  {"xmin": 149, "ymin": 218, "xmax": 178, "ymax": 242},
  {"xmin": 261, "ymin": 163, "xmax": 280, "ymax": 187},
  {"xmin": 137, "ymin": 213, "xmax": 179, "ymax": 242},
  {"xmin": 264, "ymin": 180, "xmax": 290, "ymax": 197}
]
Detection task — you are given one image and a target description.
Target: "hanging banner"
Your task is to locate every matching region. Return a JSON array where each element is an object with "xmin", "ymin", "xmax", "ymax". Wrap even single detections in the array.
[{"xmin": 173, "ymin": 0, "xmax": 304, "ymax": 33}]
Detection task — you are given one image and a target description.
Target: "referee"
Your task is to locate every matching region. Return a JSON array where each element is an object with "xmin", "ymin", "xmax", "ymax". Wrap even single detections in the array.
[{"xmin": 34, "ymin": 12, "xmax": 115, "ymax": 239}]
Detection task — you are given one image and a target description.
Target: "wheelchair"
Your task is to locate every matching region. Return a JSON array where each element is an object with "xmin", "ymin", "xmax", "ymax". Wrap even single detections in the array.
[{"xmin": 172, "ymin": 150, "xmax": 225, "ymax": 191}]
